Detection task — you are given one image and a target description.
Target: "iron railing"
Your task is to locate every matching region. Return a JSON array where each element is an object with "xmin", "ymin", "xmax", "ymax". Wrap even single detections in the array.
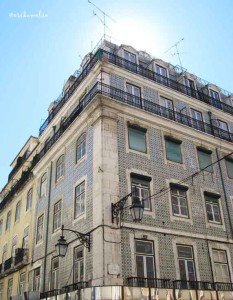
[
  {"xmin": 2, "ymin": 82, "xmax": 233, "ymax": 210},
  {"xmin": 62, "ymin": 281, "xmax": 89, "ymax": 293},
  {"xmin": 38, "ymin": 48, "xmax": 233, "ymax": 137},
  {"xmin": 3, "ymin": 257, "xmax": 12, "ymax": 272},
  {"xmin": 102, "ymin": 49, "xmax": 233, "ymax": 115},
  {"xmin": 40, "ymin": 289, "xmax": 61, "ymax": 299},
  {"xmin": 14, "ymin": 248, "xmax": 27, "ymax": 265},
  {"xmin": 127, "ymin": 277, "xmax": 171, "ymax": 288},
  {"xmin": 173, "ymin": 280, "xmax": 214, "ymax": 290},
  {"xmin": 214, "ymin": 282, "xmax": 233, "ymax": 291}
]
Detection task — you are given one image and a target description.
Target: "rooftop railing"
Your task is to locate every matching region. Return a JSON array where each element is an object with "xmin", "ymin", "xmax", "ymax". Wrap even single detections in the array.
[{"xmin": 1, "ymin": 82, "xmax": 233, "ymax": 210}]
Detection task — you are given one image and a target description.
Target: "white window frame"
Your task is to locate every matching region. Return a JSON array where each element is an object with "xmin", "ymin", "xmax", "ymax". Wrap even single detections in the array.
[
  {"xmin": 74, "ymin": 246, "xmax": 84, "ymax": 283},
  {"xmin": 212, "ymin": 249, "xmax": 230, "ymax": 282},
  {"xmin": 74, "ymin": 181, "xmax": 85, "ymax": 218},
  {"xmin": 135, "ymin": 240, "xmax": 155, "ymax": 278},
  {"xmin": 170, "ymin": 186, "xmax": 189, "ymax": 218},
  {"xmin": 131, "ymin": 175, "xmax": 151, "ymax": 211},
  {"xmin": 36, "ymin": 214, "xmax": 44, "ymax": 244},
  {"xmin": 53, "ymin": 200, "xmax": 62, "ymax": 232},
  {"xmin": 191, "ymin": 109, "xmax": 204, "ymax": 130},
  {"xmin": 26, "ymin": 188, "xmax": 33, "ymax": 211},
  {"xmin": 56, "ymin": 155, "xmax": 64, "ymax": 181},
  {"xmin": 177, "ymin": 245, "xmax": 196, "ymax": 281},
  {"xmin": 7, "ymin": 278, "xmax": 13, "ymax": 300},
  {"xmin": 51, "ymin": 257, "xmax": 59, "ymax": 289},
  {"xmin": 33, "ymin": 267, "xmax": 41, "ymax": 291},
  {"xmin": 15, "ymin": 201, "xmax": 21, "ymax": 222},
  {"xmin": 76, "ymin": 133, "xmax": 86, "ymax": 162},
  {"xmin": 40, "ymin": 173, "xmax": 47, "ymax": 198},
  {"xmin": 19, "ymin": 272, "xmax": 26, "ymax": 297},
  {"xmin": 205, "ymin": 196, "xmax": 222, "ymax": 224},
  {"xmin": 5, "ymin": 211, "xmax": 11, "ymax": 231}
]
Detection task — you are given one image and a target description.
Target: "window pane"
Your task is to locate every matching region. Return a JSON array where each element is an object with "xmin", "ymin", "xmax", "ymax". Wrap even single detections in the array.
[
  {"xmin": 136, "ymin": 256, "xmax": 144, "ymax": 277},
  {"xmin": 177, "ymin": 246, "xmax": 193, "ymax": 259},
  {"xmin": 225, "ymin": 159, "xmax": 233, "ymax": 179},
  {"xmin": 179, "ymin": 260, "xmax": 187, "ymax": 280},
  {"xmin": 197, "ymin": 150, "xmax": 212, "ymax": 172},
  {"xmin": 146, "ymin": 256, "xmax": 155, "ymax": 278},
  {"xmin": 128, "ymin": 127, "xmax": 146, "ymax": 153},
  {"xmin": 165, "ymin": 140, "xmax": 182, "ymax": 163},
  {"xmin": 135, "ymin": 241, "xmax": 153, "ymax": 254},
  {"xmin": 187, "ymin": 261, "xmax": 195, "ymax": 281}
]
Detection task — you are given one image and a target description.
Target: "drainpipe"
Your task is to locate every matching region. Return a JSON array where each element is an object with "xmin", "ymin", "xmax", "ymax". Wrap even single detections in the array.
[
  {"xmin": 42, "ymin": 161, "xmax": 53, "ymax": 292},
  {"xmin": 216, "ymin": 149, "xmax": 233, "ymax": 239}
]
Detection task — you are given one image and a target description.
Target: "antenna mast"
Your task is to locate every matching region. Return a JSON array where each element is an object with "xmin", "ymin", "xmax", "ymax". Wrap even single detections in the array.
[
  {"xmin": 165, "ymin": 38, "xmax": 184, "ymax": 68},
  {"xmin": 88, "ymin": 0, "xmax": 115, "ymax": 39}
]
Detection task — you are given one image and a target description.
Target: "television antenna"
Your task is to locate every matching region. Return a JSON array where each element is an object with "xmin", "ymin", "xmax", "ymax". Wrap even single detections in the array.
[
  {"xmin": 164, "ymin": 38, "xmax": 184, "ymax": 68},
  {"xmin": 88, "ymin": 0, "xmax": 116, "ymax": 39}
]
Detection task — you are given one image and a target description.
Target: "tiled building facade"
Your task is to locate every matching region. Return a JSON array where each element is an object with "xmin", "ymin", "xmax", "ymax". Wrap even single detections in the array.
[{"xmin": 0, "ymin": 39, "xmax": 233, "ymax": 299}]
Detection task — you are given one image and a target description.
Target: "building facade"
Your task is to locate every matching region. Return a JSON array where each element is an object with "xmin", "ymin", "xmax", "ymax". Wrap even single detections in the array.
[{"xmin": 0, "ymin": 39, "xmax": 233, "ymax": 299}]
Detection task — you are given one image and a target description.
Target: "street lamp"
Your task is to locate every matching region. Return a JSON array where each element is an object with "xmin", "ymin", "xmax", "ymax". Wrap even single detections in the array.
[
  {"xmin": 55, "ymin": 225, "xmax": 91, "ymax": 257},
  {"xmin": 112, "ymin": 191, "xmax": 144, "ymax": 223}
]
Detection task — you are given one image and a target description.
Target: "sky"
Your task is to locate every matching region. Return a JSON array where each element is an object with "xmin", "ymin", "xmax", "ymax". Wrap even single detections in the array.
[{"xmin": 0, "ymin": 0, "xmax": 233, "ymax": 189}]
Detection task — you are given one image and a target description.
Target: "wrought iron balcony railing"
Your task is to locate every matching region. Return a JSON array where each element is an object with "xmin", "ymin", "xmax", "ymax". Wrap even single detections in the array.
[
  {"xmin": 40, "ymin": 289, "xmax": 61, "ymax": 299},
  {"xmin": 1, "ymin": 82, "xmax": 233, "ymax": 210},
  {"xmin": 102, "ymin": 49, "xmax": 233, "ymax": 116},
  {"xmin": 4, "ymin": 257, "xmax": 12, "ymax": 272},
  {"xmin": 61, "ymin": 281, "xmax": 89, "ymax": 293},
  {"xmin": 14, "ymin": 248, "xmax": 28, "ymax": 266},
  {"xmin": 127, "ymin": 277, "xmax": 172, "ymax": 288},
  {"xmin": 38, "ymin": 48, "xmax": 233, "ymax": 137},
  {"xmin": 173, "ymin": 280, "xmax": 214, "ymax": 290}
]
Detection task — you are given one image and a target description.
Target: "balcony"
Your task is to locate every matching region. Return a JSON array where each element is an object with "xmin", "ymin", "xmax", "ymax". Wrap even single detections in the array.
[
  {"xmin": 40, "ymin": 289, "xmax": 61, "ymax": 299},
  {"xmin": 0, "ymin": 249, "xmax": 28, "ymax": 276},
  {"xmin": 127, "ymin": 277, "xmax": 171, "ymax": 288}
]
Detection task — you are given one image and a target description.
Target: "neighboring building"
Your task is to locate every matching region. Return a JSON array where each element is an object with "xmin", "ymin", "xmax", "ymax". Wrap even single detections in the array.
[
  {"xmin": 1, "ymin": 39, "xmax": 233, "ymax": 300},
  {"xmin": 0, "ymin": 137, "xmax": 38, "ymax": 299}
]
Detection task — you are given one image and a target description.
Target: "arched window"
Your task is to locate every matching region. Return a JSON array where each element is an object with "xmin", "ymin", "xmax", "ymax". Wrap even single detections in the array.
[
  {"xmin": 26, "ymin": 188, "xmax": 33, "ymax": 211},
  {"xmin": 56, "ymin": 155, "xmax": 64, "ymax": 181},
  {"xmin": 76, "ymin": 133, "xmax": 86, "ymax": 162},
  {"xmin": 40, "ymin": 173, "xmax": 47, "ymax": 197},
  {"xmin": 6, "ymin": 211, "xmax": 11, "ymax": 231},
  {"xmin": 15, "ymin": 201, "xmax": 21, "ymax": 222}
]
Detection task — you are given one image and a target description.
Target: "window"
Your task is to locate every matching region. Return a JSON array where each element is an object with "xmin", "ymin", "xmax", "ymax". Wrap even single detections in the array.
[
  {"xmin": 156, "ymin": 64, "xmax": 167, "ymax": 85},
  {"xmin": 19, "ymin": 272, "xmax": 26, "ymax": 297},
  {"xmin": 56, "ymin": 155, "xmax": 64, "ymax": 181},
  {"xmin": 2, "ymin": 244, "xmax": 7, "ymax": 266},
  {"xmin": 11, "ymin": 236, "xmax": 17, "ymax": 260},
  {"xmin": 213, "ymin": 250, "xmax": 230, "ymax": 282},
  {"xmin": 22, "ymin": 226, "xmax": 29, "ymax": 249},
  {"xmin": 7, "ymin": 278, "xmax": 13, "ymax": 300},
  {"xmin": 135, "ymin": 240, "xmax": 155, "ymax": 278},
  {"xmin": 36, "ymin": 214, "xmax": 44, "ymax": 244},
  {"xmin": 40, "ymin": 173, "xmax": 47, "ymax": 197},
  {"xmin": 217, "ymin": 120, "xmax": 229, "ymax": 139},
  {"xmin": 53, "ymin": 200, "xmax": 62, "ymax": 231},
  {"xmin": 75, "ymin": 181, "xmax": 85, "ymax": 218},
  {"xmin": 0, "ymin": 220, "xmax": 2, "ymax": 235},
  {"xmin": 191, "ymin": 109, "xmax": 204, "ymax": 131},
  {"xmin": 184, "ymin": 78, "xmax": 195, "ymax": 97},
  {"xmin": 131, "ymin": 174, "xmax": 151, "ymax": 211},
  {"xmin": 15, "ymin": 201, "xmax": 21, "ymax": 222},
  {"xmin": 160, "ymin": 97, "xmax": 174, "ymax": 119},
  {"xmin": 197, "ymin": 148, "xmax": 212, "ymax": 172},
  {"xmin": 76, "ymin": 133, "xmax": 86, "ymax": 161},
  {"xmin": 33, "ymin": 267, "xmax": 41, "ymax": 291},
  {"xmin": 165, "ymin": 138, "xmax": 182, "ymax": 163},
  {"xmin": 170, "ymin": 184, "xmax": 189, "ymax": 218},
  {"xmin": 124, "ymin": 50, "xmax": 136, "ymax": 72},
  {"xmin": 225, "ymin": 158, "xmax": 233, "ymax": 179},
  {"xmin": 5, "ymin": 211, "xmax": 11, "ymax": 231},
  {"xmin": 177, "ymin": 245, "xmax": 196, "ymax": 281},
  {"xmin": 74, "ymin": 246, "xmax": 84, "ymax": 283},
  {"xmin": 126, "ymin": 83, "xmax": 141, "ymax": 106},
  {"xmin": 128, "ymin": 125, "xmax": 147, "ymax": 153},
  {"xmin": 204, "ymin": 192, "xmax": 221, "ymax": 224},
  {"xmin": 0, "ymin": 283, "xmax": 3, "ymax": 300},
  {"xmin": 51, "ymin": 257, "xmax": 59, "ymax": 289},
  {"xmin": 26, "ymin": 188, "xmax": 33, "ymax": 211},
  {"xmin": 209, "ymin": 90, "xmax": 221, "ymax": 109}
]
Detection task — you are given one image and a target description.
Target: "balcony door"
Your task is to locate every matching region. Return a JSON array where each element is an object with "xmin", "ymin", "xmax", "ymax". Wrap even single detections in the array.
[{"xmin": 135, "ymin": 240, "xmax": 155, "ymax": 280}]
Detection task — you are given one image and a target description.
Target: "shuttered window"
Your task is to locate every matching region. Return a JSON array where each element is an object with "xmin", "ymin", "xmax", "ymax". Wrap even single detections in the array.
[
  {"xmin": 128, "ymin": 126, "xmax": 147, "ymax": 153},
  {"xmin": 197, "ymin": 148, "xmax": 212, "ymax": 172},
  {"xmin": 165, "ymin": 138, "xmax": 182, "ymax": 163}
]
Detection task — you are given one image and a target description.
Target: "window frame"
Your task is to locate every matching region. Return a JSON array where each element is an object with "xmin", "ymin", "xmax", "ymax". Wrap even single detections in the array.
[
  {"xmin": 53, "ymin": 200, "xmax": 62, "ymax": 232},
  {"xmin": 51, "ymin": 257, "xmax": 59, "ymax": 290},
  {"xmin": 33, "ymin": 267, "xmax": 41, "ymax": 291},
  {"xmin": 225, "ymin": 158, "xmax": 233, "ymax": 179},
  {"xmin": 212, "ymin": 249, "xmax": 231, "ymax": 283},
  {"xmin": 36, "ymin": 214, "xmax": 44, "ymax": 244},
  {"xmin": 5, "ymin": 211, "xmax": 11, "ymax": 231},
  {"xmin": 197, "ymin": 148, "xmax": 213, "ymax": 172},
  {"xmin": 15, "ymin": 201, "xmax": 21, "ymax": 222},
  {"xmin": 74, "ymin": 181, "xmax": 85, "ymax": 219},
  {"xmin": 204, "ymin": 193, "xmax": 222, "ymax": 225},
  {"xmin": 19, "ymin": 272, "xmax": 26, "ymax": 297},
  {"xmin": 131, "ymin": 174, "xmax": 151, "ymax": 211},
  {"xmin": 177, "ymin": 244, "xmax": 196, "ymax": 281},
  {"xmin": 165, "ymin": 137, "xmax": 182, "ymax": 164},
  {"xmin": 135, "ymin": 240, "xmax": 155, "ymax": 278},
  {"xmin": 0, "ymin": 219, "xmax": 2, "ymax": 235},
  {"xmin": 40, "ymin": 173, "xmax": 47, "ymax": 198},
  {"xmin": 7, "ymin": 278, "xmax": 13, "ymax": 300},
  {"xmin": 73, "ymin": 246, "xmax": 84, "ymax": 283},
  {"xmin": 170, "ymin": 184, "xmax": 189, "ymax": 218},
  {"xmin": 76, "ymin": 133, "xmax": 86, "ymax": 162},
  {"xmin": 128, "ymin": 125, "xmax": 147, "ymax": 154},
  {"xmin": 56, "ymin": 154, "xmax": 64, "ymax": 182},
  {"xmin": 26, "ymin": 188, "xmax": 33, "ymax": 211}
]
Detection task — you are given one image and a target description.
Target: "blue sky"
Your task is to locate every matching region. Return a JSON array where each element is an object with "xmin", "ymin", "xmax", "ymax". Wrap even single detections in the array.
[{"xmin": 0, "ymin": 0, "xmax": 233, "ymax": 189}]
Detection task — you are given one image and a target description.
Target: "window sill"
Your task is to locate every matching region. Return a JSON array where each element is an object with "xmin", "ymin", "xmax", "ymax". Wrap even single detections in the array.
[
  {"xmin": 73, "ymin": 213, "xmax": 86, "ymax": 225},
  {"xmin": 166, "ymin": 159, "xmax": 186, "ymax": 170},
  {"xmin": 206, "ymin": 221, "xmax": 225, "ymax": 230},
  {"xmin": 54, "ymin": 176, "xmax": 64, "ymax": 187},
  {"xmin": 75, "ymin": 156, "xmax": 87, "ymax": 169},
  {"xmin": 170, "ymin": 215, "xmax": 193, "ymax": 224},
  {"xmin": 51, "ymin": 228, "xmax": 62, "ymax": 238},
  {"xmin": 127, "ymin": 148, "xmax": 150, "ymax": 159}
]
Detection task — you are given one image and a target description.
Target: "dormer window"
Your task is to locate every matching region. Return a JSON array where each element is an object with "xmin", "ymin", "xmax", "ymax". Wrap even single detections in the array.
[
  {"xmin": 124, "ymin": 50, "xmax": 136, "ymax": 63},
  {"xmin": 156, "ymin": 65, "xmax": 167, "ymax": 77},
  {"xmin": 184, "ymin": 78, "xmax": 196, "ymax": 97},
  {"xmin": 156, "ymin": 65, "xmax": 168, "ymax": 85},
  {"xmin": 209, "ymin": 89, "xmax": 221, "ymax": 109}
]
